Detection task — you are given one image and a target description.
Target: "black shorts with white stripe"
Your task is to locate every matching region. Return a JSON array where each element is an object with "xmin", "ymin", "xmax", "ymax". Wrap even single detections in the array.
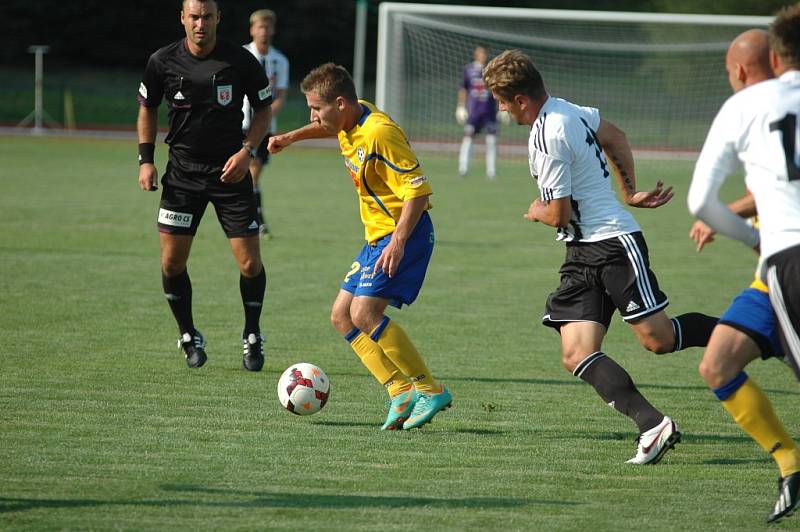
[
  {"xmin": 766, "ymin": 243, "xmax": 800, "ymax": 381},
  {"xmin": 542, "ymin": 231, "xmax": 669, "ymax": 330}
]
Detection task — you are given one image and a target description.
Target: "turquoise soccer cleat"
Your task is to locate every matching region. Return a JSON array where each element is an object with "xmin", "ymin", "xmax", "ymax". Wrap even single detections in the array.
[
  {"xmin": 402, "ymin": 387, "xmax": 452, "ymax": 430},
  {"xmin": 381, "ymin": 388, "xmax": 418, "ymax": 430}
]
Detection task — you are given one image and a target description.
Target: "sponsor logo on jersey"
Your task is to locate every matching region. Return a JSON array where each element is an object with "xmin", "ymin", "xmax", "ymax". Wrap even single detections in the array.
[
  {"xmin": 410, "ymin": 175, "xmax": 428, "ymax": 186},
  {"xmin": 258, "ymin": 87, "xmax": 272, "ymax": 101},
  {"xmin": 345, "ymin": 159, "xmax": 360, "ymax": 174},
  {"xmin": 139, "ymin": 82, "xmax": 148, "ymax": 99},
  {"xmin": 217, "ymin": 85, "xmax": 233, "ymax": 106},
  {"xmin": 174, "ymin": 91, "xmax": 185, "ymax": 101},
  {"xmin": 344, "ymin": 158, "xmax": 361, "ymax": 187},
  {"xmin": 158, "ymin": 208, "xmax": 193, "ymax": 228}
]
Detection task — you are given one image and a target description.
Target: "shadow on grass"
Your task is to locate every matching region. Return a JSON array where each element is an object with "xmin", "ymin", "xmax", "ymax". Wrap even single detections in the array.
[
  {"xmin": 538, "ymin": 431, "xmax": 629, "ymax": 441},
  {"xmin": 160, "ymin": 484, "xmax": 574, "ymax": 508},
  {"xmin": 702, "ymin": 457, "xmax": 772, "ymax": 466},
  {"xmin": 0, "ymin": 485, "xmax": 577, "ymax": 513},
  {"xmin": 311, "ymin": 420, "xmax": 380, "ymax": 428},
  {"xmin": 537, "ymin": 431, "xmax": 756, "ymax": 445},
  {"xmin": 442, "ymin": 375, "xmax": 800, "ymax": 397},
  {"xmin": 450, "ymin": 428, "xmax": 506, "ymax": 435},
  {"xmin": 310, "ymin": 421, "xmax": 505, "ymax": 435},
  {"xmin": 442, "ymin": 376, "xmax": 583, "ymax": 387},
  {"xmin": 684, "ymin": 433, "xmax": 763, "ymax": 445}
]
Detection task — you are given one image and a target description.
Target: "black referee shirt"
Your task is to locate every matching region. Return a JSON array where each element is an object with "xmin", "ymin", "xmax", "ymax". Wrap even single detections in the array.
[{"xmin": 138, "ymin": 39, "xmax": 272, "ymax": 169}]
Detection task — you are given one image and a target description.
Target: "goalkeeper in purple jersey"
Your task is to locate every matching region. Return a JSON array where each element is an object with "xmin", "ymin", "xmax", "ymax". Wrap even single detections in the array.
[{"xmin": 456, "ymin": 44, "xmax": 506, "ymax": 180}]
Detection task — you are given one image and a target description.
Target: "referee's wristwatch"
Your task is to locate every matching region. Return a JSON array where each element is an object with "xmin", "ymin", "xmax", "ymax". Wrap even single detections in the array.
[{"xmin": 242, "ymin": 141, "xmax": 257, "ymax": 159}]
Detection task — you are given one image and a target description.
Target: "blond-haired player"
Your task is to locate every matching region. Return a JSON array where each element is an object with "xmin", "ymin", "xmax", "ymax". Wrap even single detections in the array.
[{"xmin": 269, "ymin": 63, "xmax": 451, "ymax": 430}]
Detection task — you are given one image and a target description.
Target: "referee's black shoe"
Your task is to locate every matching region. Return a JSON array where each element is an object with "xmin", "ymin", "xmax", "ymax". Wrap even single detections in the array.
[
  {"xmin": 178, "ymin": 330, "xmax": 207, "ymax": 368},
  {"xmin": 767, "ymin": 471, "xmax": 800, "ymax": 523},
  {"xmin": 242, "ymin": 332, "xmax": 265, "ymax": 372}
]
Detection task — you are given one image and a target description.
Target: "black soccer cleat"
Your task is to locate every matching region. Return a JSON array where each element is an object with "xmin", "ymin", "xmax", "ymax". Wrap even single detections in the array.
[
  {"xmin": 178, "ymin": 330, "xmax": 207, "ymax": 368},
  {"xmin": 767, "ymin": 471, "xmax": 800, "ymax": 523},
  {"xmin": 242, "ymin": 332, "xmax": 265, "ymax": 372}
]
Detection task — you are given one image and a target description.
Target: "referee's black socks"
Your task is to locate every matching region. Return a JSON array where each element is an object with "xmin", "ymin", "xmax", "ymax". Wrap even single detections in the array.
[
  {"xmin": 670, "ymin": 313, "xmax": 718, "ymax": 352},
  {"xmin": 163, "ymin": 269, "xmax": 195, "ymax": 336},
  {"xmin": 240, "ymin": 267, "xmax": 266, "ymax": 336}
]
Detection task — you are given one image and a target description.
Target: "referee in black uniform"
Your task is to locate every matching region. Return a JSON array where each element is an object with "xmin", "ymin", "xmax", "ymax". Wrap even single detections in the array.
[{"xmin": 137, "ymin": 0, "xmax": 272, "ymax": 371}]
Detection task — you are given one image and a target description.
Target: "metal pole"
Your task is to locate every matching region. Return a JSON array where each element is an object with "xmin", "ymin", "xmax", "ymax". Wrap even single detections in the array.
[
  {"xmin": 353, "ymin": 0, "xmax": 367, "ymax": 97},
  {"xmin": 32, "ymin": 46, "xmax": 46, "ymax": 133},
  {"xmin": 18, "ymin": 45, "xmax": 51, "ymax": 134}
]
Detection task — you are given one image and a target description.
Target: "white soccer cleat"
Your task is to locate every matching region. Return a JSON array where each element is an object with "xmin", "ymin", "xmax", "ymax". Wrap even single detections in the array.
[{"xmin": 626, "ymin": 416, "xmax": 681, "ymax": 465}]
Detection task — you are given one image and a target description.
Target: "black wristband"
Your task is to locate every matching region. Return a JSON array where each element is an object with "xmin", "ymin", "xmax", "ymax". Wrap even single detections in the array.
[
  {"xmin": 138, "ymin": 143, "xmax": 155, "ymax": 165},
  {"xmin": 242, "ymin": 141, "xmax": 257, "ymax": 158}
]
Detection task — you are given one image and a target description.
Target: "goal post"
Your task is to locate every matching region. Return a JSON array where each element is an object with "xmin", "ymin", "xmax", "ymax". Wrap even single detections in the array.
[{"xmin": 376, "ymin": 3, "xmax": 771, "ymax": 157}]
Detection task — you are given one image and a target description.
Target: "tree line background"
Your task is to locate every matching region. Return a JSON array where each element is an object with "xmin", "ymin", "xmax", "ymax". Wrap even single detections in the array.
[
  {"xmin": 2, "ymin": 0, "xmax": 786, "ymax": 128},
  {"xmin": 6, "ymin": 0, "xmax": 787, "ymax": 78}
]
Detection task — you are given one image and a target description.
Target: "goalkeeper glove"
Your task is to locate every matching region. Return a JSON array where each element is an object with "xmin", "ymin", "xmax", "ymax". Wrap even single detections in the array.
[
  {"xmin": 497, "ymin": 110, "xmax": 511, "ymax": 125},
  {"xmin": 455, "ymin": 106, "xmax": 468, "ymax": 125}
]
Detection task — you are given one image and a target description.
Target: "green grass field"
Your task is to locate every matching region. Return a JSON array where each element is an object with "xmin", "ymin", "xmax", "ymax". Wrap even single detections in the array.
[{"xmin": 1, "ymin": 135, "xmax": 798, "ymax": 530}]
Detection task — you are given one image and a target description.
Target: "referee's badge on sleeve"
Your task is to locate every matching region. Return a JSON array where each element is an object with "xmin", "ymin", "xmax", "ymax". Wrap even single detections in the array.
[
  {"xmin": 217, "ymin": 85, "xmax": 233, "ymax": 106},
  {"xmin": 258, "ymin": 87, "xmax": 272, "ymax": 101},
  {"xmin": 139, "ymin": 82, "xmax": 147, "ymax": 99}
]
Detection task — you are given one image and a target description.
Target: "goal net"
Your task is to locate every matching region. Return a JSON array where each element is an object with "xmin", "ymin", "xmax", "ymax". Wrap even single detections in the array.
[{"xmin": 376, "ymin": 4, "xmax": 771, "ymax": 157}]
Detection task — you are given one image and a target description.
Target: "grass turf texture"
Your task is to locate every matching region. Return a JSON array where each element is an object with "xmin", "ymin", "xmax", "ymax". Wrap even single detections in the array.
[{"xmin": 1, "ymin": 135, "xmax": 799, "ymax": 530}]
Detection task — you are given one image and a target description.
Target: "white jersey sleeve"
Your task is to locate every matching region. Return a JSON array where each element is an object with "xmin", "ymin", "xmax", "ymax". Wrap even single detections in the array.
[
  {"xmin": 688, "ymin": 100, "xmax": 759, "ymax": 248},
  {"xmin": 531, "ymin": 132, "xmax": 572, "ymax": 201},
  {"xmin": 241, "ymin": 45, "xmax": 290, "ymax": 132},
  {"xmin": 269, "ymin": 48, "xmax": 290, "ymax": 91},
  {"xmin": 241, "ymin": 43, "xmax": 259, "ymax": 131},
  {"xmin": 265, "ymin": 48, "xmax": 289, "ymax": 132}
]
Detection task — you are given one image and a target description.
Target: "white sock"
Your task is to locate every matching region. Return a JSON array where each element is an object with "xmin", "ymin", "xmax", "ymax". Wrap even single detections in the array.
[
  {"xmin": 458, "ymin": 136, "xmax": 472, "ymax": 175},
  {"xmin": 486, "ymin": 134, "xmax": 497, "ymax": 179}
]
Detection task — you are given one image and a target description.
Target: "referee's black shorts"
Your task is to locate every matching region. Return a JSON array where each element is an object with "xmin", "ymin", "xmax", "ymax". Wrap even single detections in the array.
[
  {"xmin": 543, "ymin": 232, "xmax": 669, "ymax": 330},
  {"xmin": 157, "ymin": 161, "xmax": 259, "ymax": 238}
]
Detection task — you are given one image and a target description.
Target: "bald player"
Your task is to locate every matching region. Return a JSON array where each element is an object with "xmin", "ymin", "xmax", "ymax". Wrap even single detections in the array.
[
  {"xmin": 690, "ymin": 28, "xmax": 800, "ymax": 524},
  {"xmin": 689, "ymin": 30, "xmax": 772, "ymax": 250}
]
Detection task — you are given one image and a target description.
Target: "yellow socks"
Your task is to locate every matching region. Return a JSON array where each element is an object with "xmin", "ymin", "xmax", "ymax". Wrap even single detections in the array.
[
  {"xmin": 716, "ymin": 373, "xmax": 800, "ymax": 477},
  {"xmin": 345, "ymin": 328, "xmax": 411, "ymax": 397},
  {"xmin": 370, "ymin": 317, "xmax": 441, "ymax": 394}
]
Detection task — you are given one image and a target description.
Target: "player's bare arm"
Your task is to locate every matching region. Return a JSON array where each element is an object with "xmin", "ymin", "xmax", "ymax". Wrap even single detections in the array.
[
  {"xmin": 374, "ymin": 195, "xmax": 430, "ymax": 278},
  {"xmin": 598, "ymin": 119, "xmax": 674, "ymax": 209},
  {"xmin": 689, "ymin": 194, "xmax": 757, "ymax": 252},
  {"xmin": 268, "ymin": 121, "xmax": 333, "ymax": 154},
  {"xmin": 137, "ymin": 105, "xmax": 159, "ymax": 191},
  {"xmin": 271, "ymin": 88, "xmax": 288, "ymax": 117},
  {"xmin": 523, "ymin": 196, "xmax": 571, "ymax": 227},
  {"xmin": 222, "ymin": 105, "xmax": 271, "ymax": 183}
]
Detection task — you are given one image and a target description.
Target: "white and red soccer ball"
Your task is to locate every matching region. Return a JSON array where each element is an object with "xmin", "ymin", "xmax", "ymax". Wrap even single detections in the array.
[{"xmin": 277, "ymin": 363, "xmax": 330, "ymax": 415}]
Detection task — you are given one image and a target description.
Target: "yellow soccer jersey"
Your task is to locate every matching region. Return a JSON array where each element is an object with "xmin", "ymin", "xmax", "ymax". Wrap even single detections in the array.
[
  {"xmin": 750, "ymin": 276, "xmax": 768, "ymax": 292},
  {"xmin": 338, "ymin": 100, "xmax": 432, "ymax": 243}
]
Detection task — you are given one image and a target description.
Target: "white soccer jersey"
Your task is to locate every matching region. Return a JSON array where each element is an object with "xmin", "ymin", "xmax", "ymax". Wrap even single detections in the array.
[
  {"xmin": 242, "ymin": 43, "xmax": 290, "ymax": 132},
  {"xmin": 689, "ymin": 71, "xmax": 800, "ymax": 260},
  {"xmin": 529, "ymin": 97, "xmax": 640, "ymax": 242}
]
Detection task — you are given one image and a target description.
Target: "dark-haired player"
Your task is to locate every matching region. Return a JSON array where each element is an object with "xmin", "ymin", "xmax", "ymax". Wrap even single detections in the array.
[{"xmin": 137, "ymin": 0, "xmax": 272, "ymax": 371}]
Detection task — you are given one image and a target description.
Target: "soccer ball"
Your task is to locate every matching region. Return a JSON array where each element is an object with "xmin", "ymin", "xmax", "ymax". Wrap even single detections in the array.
[{"xmin": 277, "ymin": 363, "xmax": 331, "ymax": 415}]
